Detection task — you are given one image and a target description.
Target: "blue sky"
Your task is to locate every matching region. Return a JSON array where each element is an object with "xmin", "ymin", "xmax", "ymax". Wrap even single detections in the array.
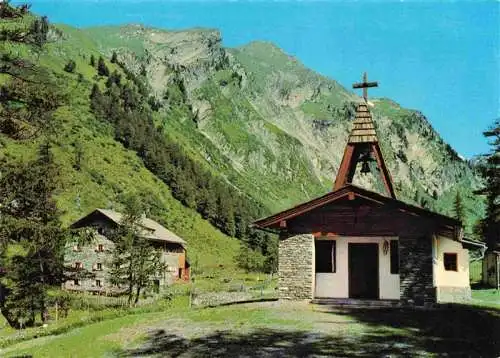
[{"xmin": 27, "ymin": 0, "xmax": 499, "ymax": 158}]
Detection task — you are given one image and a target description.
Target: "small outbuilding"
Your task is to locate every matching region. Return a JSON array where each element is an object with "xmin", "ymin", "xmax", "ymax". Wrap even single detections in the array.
[
  {"xmin": 483, "ymin": 245, "xmax": 500, "ymax": 290},
  {"xmin": 253, "ymin": 74, "xmax": 475, "ymax": 305}
]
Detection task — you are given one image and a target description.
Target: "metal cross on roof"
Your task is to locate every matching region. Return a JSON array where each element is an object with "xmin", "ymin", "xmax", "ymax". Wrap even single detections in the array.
[{"xmin": 352, "ymin": 72, "xmax": 378, "ymax": 102}]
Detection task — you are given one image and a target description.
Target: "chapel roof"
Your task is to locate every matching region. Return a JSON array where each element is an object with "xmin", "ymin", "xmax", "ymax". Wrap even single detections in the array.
[{"xmin": 252, "ymin": 184, "xmax": 460, "ymax": 233}]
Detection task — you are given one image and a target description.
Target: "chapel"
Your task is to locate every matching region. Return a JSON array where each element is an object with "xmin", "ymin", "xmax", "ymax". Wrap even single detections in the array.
[{"xmin": 253, "ymin": 73, "xmax": 474, "ymax": 305}]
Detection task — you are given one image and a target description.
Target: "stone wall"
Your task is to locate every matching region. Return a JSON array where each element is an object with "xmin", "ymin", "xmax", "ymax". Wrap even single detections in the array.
[
  {"xmin": 278, "ymin": 233, "xmax": 314, "ymax": 300},
  {"xmin": 64, "ymin": 232, "xmax": 183, "ymax": 293},
  {"xmin": 399, "ymin": 235, "xmax": 436, "ymax": 306},
  {"xmin": 63, "ymin": 234, "xmax": 116, "ymax": 293},
  {"xmin": 436, "ymin": 286, "xmax": 471, "ymax": 303}
]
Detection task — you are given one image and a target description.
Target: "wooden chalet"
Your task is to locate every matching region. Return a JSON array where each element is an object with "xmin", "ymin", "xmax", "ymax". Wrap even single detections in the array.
[{"xmin": 64, "ymin": 209, "xmax": 190, "ymax": 294}]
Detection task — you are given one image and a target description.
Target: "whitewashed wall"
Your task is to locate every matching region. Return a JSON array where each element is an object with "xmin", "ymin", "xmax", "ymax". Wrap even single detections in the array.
[
  {"xmin": 314, "ymin": 236, "xmax": 400, "ymax": 299},
  {"xmin": 433, "ymin": 236, "xmax": 469, "ymax": 288}
]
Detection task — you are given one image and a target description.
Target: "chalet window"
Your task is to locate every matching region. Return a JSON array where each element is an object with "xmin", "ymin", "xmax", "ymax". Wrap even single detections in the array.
[
  {"xmin": 96, "ymin": 263, "xmax": 102, "ymax": 271},
  {"xmin": 74, "ymin": 262, "xmax": 83, "ymax": 270},
  {"xmin": 74, "ymin": 279, "xmax": 80, "ymax": 286},
  {"xmin": 153, "ymin": 279, "xmax": 160, "ymax": 293},
  {"xmin": 444, "ymin": 253, "xmax": 458, "ymax": 271},
  {"xmin": 96, "ymin": 244, "xmax": 104, "ymax": 252},
  {"xmin": 315, "ymin": 240, "xmax": 336, "ymax": 273},
  {"xmin": 95, "ymin": 280, "xmax": 102, "ymax": 287},
  {"xmin": 390, "ymin": 240, "xmax": 399, "ymax": 274}
]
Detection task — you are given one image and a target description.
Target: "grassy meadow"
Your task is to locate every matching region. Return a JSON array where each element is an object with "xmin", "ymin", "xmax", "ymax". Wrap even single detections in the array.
[{"xmin": 1, "ymin": 290, "xmax": 498, "ymax": 357}]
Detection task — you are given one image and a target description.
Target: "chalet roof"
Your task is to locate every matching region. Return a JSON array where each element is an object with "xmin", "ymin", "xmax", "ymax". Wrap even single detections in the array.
[
  {"xmin": 252, "ymin": 184, "xmax": 460, "ymax": 232},
  {"xmin": 348, "ymin": 102, "xmax": 378, "ymax": 143},
  {"xmin": 71, "ymin": 208, "xmax": 187, "ymax": 246}
]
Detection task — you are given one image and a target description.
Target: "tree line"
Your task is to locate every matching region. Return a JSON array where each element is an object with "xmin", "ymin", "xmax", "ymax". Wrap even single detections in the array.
[
  {"xmin": 0, "ymin": 5, "xmax": 76, "ymax": 327},
  {"xmin": 476, "ymin": 118, "xmax": 500, "ymax": 248},
  {"xmin": 88, "ymin": 55, "xmax": 277, "ymax": 273}
]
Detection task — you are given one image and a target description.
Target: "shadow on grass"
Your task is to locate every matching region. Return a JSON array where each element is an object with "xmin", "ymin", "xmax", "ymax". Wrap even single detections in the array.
[
  {"xmin": 330, "ymin": 304, "xmax": 500, "ymax": 357},
  {"xmin": 119, "ymin": 304, "xmax": 499, "ymax": 358},
  {"xmin": 119, "ymin": 328, "xmax": 414, "ymax": 357}
]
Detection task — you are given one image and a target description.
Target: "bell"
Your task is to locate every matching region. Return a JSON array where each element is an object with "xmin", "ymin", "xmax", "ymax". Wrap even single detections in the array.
[{"xmin": 360, "ymin": 160, "xmax": 370, "ymax": 174}]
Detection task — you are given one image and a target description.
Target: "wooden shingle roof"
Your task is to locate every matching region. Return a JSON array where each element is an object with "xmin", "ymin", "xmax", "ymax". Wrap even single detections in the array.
[
  {"xmin": 71, "ymin": 208, "xmax": 187, "ymax": 246},
  {"xmin": 348, "ymin": 102, "xmax": 378, "ymax": 143}
]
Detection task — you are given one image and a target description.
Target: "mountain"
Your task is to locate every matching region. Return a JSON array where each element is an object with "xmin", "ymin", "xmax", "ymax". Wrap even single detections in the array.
[
  {"xmin": 84, "ymin": 24, "xmax": 484, "ymax": 233},
  {"xmin": 0, "ymin": 17, "xmax": 241, "ymax": 271},
  {"xmin": 0, "ymin": 10, "xmax": 484, "ymax": 277}
]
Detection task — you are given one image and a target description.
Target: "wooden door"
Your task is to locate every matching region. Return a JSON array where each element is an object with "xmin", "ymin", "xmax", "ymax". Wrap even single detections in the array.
[{"xmin": 348, "ymin": 243, "xmax": 379, "ymax": 299}]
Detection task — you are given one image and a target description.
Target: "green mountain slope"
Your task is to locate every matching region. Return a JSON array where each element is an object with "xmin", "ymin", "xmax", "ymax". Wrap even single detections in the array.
[
  {"xmin": 1, "ymin": 6, "xmax": 484, "ymax": 281},
  {"xmin": 84, "ymin": 25, "xmax": 484, "ymax": 234},
  {"xmin": 0, "ymin": 19, "xmax": 241, "ymax": 270}
]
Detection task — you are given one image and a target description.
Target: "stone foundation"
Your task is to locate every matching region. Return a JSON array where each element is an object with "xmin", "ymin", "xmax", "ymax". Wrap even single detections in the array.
[
  {"xmin": 436, "ymin": 286, "xmax": 471, "ymax": 303},
  {"xmin": 278, "ymin": 234, "xmax": 314, "ymax": 300},
  {"xmin": 399, "ymin": 235, "xmax": 436, "ymax": 306}
]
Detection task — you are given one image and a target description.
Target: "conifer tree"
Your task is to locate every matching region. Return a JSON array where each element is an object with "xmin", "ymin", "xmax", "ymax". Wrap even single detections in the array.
[
  {"xmin": 90, "ymin": 54, "xmax": 96, "ymax": 67},
  {"xmin": 453, "ymin": 190, "xmax": 465, "ymax": 224},
  {"xmin": 30, "ymin": 15, "xmax": 49, "ymax": 47},
  {"xmin": 97, "ymin": 56, "xmax": 109, "ymax": 77},
  {"xmin": 0, "ymin": 55, "xmax": 63, "ymax": 138},
  {"xmin": 111, "ymin": 51, "xmax": 118, "ymax": 64},
  {"xmin": 0, "ymin": 143, "xmax": 68, "ymax": 328},
  {"xmin": 73, "ymin": 141, "xmax": 84, "ymax": 171},
  {"xmin": 63, "ymin": 59, "xmax": 76, "ymax": 73},
  {"xmin": 477, "ymin": 118, "xmax": 500, "ymax": 247},
  {"xmin": 108, "ymin": 195, "xmax": 164, "ymax": 305}
]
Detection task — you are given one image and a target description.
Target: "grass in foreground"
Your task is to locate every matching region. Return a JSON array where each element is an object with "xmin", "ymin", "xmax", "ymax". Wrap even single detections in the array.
[
  {"xmin": 471, "ymin": 287, "xmax": 500, "ymax": 308},
  {"xmin": 2, "ymin": 297, "xmax": 499, "ymax": 357},
  {"xmin": 0, "ymin": 273, "xmax": 275, "ymax": 347}
]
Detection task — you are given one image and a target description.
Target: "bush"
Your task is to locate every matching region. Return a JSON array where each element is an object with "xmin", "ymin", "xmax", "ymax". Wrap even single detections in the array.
[
  {"xmin": 47, "ymin": 289, "xmax": 74, "ymax": 318},
  {"xmin": 235, "ymin": 244, "xmax": 265, "ymax": 273},
  {"xmin": 64, "ymin": 60, "xmax": 76, "ymax": 73}
]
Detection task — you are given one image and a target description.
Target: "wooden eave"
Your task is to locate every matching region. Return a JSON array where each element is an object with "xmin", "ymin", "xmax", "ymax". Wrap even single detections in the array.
[
  {"xmin": 252, "ymin": 184, "xmax": 460, "ymax": 232},
  {"xmin": 70, "ymin": 209, "xmax": 187, "ymax": 246},
  {"xmin": 70, "ymin": 209, "xmax": 119, "ymax": 229},
  {"xmin": 460, "ymin": 238, "xmax": 487, "ymax": 251}
]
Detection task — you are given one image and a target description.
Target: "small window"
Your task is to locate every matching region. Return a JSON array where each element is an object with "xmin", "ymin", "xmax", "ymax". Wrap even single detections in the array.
[
  {"xmin": 97, "ymin": 244, "xmax": 104, "ymax": 252},
  {"xmin": 75, "ymin": 262, "xmax": 83, "ymax": 269},
  {"xmin": 390, "ymin": 240, "xmax": 399, "ymax": 274},
  {"xmin": 153, "ymin": 279, "xmax": 160, "ymax": 293},
  {"xmin": 444, "ymin": 253, "xmax": 458, "ymax": 271},
  {"xmin": 96, "ymin": 263, "xmax": 102, "ymax": 271},
  {"xmin": 315, "ymin": 240, "xmax": 336, "ymax": 273},
  {"xmin": 74, "ymin": 279, "xmax": 80, "ymax": 286},
  {"xmin": 96, "ymin": 280, "xmax": 102, "ymax": 287}
]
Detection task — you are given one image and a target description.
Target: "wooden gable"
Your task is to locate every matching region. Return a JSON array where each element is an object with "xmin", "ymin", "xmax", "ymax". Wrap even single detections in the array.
[{"xmin": 252, "ymin": 185, "xmax": 460, "ymax": 239}]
